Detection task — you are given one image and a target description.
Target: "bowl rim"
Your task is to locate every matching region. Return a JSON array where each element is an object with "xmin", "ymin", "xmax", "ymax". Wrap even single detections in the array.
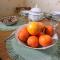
[{"xmin": 15, "ymin": 24, "xmax": 58, "ymax": 50}]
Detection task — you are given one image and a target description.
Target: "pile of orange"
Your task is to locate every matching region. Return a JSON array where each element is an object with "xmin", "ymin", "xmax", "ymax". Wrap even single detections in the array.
[{"xmin": 18, "ymin": 22, "xmax": 54, "ymax": 48}]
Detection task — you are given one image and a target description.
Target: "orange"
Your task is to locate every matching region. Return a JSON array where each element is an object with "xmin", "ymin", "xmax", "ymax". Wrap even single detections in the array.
[
  {"xmin": 38, "ymin": 22, "xmax": 45, "ymax": 32},
  {"xmin": 27, "ymin": 36, "xmax": 39, "ymax": 48},
  {"xmin": 39, "ymin": 35, "xmax": 53, "ymax": 47},
  {"xmin": 18, "ymin": 27, "xmax": 30, "ymax": 42},
  {"xmin": 37, "ymin": 32, "xmax": 43, "ymax": 37},
  {"xmin": 46, "ymin": 25, "xmax": 54, "ymax": 36},
  {"xmin": 27, "ymin": 22, "xmax": 40, "ymax": 35}
]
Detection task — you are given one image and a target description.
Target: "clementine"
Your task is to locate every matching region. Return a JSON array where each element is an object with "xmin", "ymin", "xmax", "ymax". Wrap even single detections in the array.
[
  {"xmin": 27, "ymin": 36, "xmax": 39, "ymax": 48},
  {"xmin": 18, "ymin": 27, "xmax": 30, "ymax": 42},
  {"xmin": 39, "ymin": 35, "xmax": 53, "ymax": 47},
  {"xmin": 27, "ymin": 22, "xmax": 40, "ymax": 35},
  {"xmin": 37, "ymin": 32, "xmax": 43, "ymax": 37},
  {"xmin": 46, "ymin": 25, "xmax": 54, "ymax": 36},
  {"xmin": 38, "ymin": 22, "xmax": 45, "ymax": 32}
]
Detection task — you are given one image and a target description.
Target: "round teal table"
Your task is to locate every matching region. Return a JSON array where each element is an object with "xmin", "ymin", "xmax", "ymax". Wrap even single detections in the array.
[
  {"xmin": 6, "ymin": 34, "xmax": 60, "ymax": 60},
  {"xmin": 5, "ymin": 18, "xmax": 60, "ymax": 60}
]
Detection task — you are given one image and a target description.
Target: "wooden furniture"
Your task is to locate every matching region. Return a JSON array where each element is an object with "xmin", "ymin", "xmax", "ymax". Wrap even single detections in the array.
[
  {"xmin": 0, "ymin": 31, "xmax": 13, "ymax": 60},
  {"xmin": 15, "ymin": 7, "xmax": 31, "ymax": 13}
]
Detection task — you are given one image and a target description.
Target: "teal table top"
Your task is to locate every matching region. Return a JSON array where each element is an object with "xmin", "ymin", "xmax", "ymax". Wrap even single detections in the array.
[
  {"xmin": 5, "ymin": 18, "xmax": 60, "ymax": 60},
  {"xmin": 6, "ymin": 34, "xmax": 60, "ymax": 60}
]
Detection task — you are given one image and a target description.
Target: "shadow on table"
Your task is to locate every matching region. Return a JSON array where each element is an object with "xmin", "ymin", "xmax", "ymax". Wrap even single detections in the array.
[{"xmin": 36, "ymin": 46, "xmax": 58, "ymax": 57}]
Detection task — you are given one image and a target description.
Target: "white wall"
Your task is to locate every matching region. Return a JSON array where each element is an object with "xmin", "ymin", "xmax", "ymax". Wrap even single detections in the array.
[
  {"xmin": 1, "ymin": 0, "xmax": 60, "ymax": 16},
  {"xmin": 25, "ymin": 0, "xmax": 60, "ymax": 13},
  {"xmin": 0, "ymin": 0, "xmax": 25, "ymax": 16}
]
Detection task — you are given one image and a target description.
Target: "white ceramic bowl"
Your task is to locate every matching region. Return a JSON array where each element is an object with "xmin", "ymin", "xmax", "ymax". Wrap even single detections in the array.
[
  {"xmin": 28, "ymin": 12, "xmax": 43, "ymax": 21},
  {"xmin": 15, "ymin": 24, "xmax": 58, "ymax": 50}
]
